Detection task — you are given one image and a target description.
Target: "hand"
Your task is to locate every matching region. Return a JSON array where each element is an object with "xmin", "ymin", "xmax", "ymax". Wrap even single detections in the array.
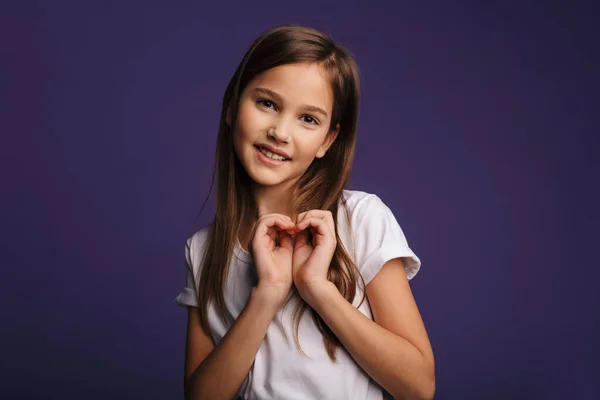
[
  {"xmin": 250, "ymin": 213, "xmax": 297, "ymax": 307},
  {"xmin": 292, "ymin": 210, "xmax": 337, "ymax": 302}
]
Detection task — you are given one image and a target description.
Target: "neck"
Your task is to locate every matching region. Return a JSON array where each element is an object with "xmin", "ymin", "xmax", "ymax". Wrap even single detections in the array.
[
  {"xmin": 252, "ymin": 180, "xmax": 298, "ymax": 220},
  {"xmin": 237, "ymin": 179, "xmax": 300, "ymax": 253}
]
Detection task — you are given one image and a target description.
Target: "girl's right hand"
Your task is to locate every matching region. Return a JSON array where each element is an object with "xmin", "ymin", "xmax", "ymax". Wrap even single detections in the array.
[{"xmin": 249, "ymin": 213, "xmax": 297, "ymax": 307}]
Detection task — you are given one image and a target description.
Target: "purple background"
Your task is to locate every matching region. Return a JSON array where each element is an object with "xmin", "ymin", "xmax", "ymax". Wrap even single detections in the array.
[{"xmin": 2, "ymin": 1, "xmax": 598, "ymax": 399}]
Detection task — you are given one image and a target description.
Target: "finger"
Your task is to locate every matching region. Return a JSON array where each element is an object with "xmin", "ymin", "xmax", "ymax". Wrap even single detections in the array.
[
  {"xmin": 256, "ymin": 215, "xmax": 296, "ymax": 247},
  {"xmin": 259, "ymin": 213, "xmax": 293, "ymax": 223},
  {"xmin": 321, "ymin": 210, "xmax": 335, "ymax": 233},
  {"xmin": 296, "ymin": 210, "xmax": 334, "ymax": 233},
  {"xmin": 298, "ymin": 215, "xmax": 334, "ymax": 235},
  {"xmin": 296, "ymin": 211, "xmax": 308, "ymax": 222},
  {"xmin": 258, "ymin": 215, "xmax": 296, "ymax": 234},
  {"xmin": 268, "ymin": 226, "xmax": 279, "ymax": 246},
  {"xmin": 273, "ymin": 220, "xmax": 297, "ymax": 237},
  {"xmin": 294, "ymin": 228, "xmax": 310, "ymax": 248},
  {"xmin": 296, "ymin": 216, "xmax": 332, "ymax": 240},
  {"xmin": 294, "ymin": 211, "xmax": 315, "ymax": 232},
  {"xmin": 275, "ymin": 216, "xmax": 297, "ymax": 237},
  {"xmin": 273, "ymin": 221, "xmax": 298, "ymax": 239},
  {"xmin": 278, "ymin": 230, "xmax": 293, "ymax": 250},
  {"xmin": 297, "ymin": 209, "xmax": 329, "ymax": 219}
]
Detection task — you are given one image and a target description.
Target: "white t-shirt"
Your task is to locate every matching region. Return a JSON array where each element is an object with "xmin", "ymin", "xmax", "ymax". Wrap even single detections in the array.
[{"xmin": 174, "ymin": 190, "xmax": 422, "ymax": 399}]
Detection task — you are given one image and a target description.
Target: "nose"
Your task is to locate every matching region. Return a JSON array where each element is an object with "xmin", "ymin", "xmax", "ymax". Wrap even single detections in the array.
[{"xmin": 268, "ymin": 119, "xmax": 291, "ymax": 143}]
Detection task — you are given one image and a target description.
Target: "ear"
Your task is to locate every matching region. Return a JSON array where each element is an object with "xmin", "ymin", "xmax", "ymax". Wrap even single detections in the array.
[
  {"xmin": 224, "ymin": 104, "xmax": 233, "ymax": 127},
  {"xmin": 316, "ymin": 123, "xmax": 340, "ymax": 159}
]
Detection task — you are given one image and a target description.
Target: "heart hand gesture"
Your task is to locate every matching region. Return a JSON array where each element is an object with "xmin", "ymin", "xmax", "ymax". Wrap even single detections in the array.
[{"xmin": 250, "ymin": 210, "xmax": 337, "ymax": 309}]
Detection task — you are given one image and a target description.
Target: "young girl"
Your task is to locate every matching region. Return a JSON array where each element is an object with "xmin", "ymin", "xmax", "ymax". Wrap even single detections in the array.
[{"xmin": 175, "ymin": 25, "xmax": 435, "ymax": 400}]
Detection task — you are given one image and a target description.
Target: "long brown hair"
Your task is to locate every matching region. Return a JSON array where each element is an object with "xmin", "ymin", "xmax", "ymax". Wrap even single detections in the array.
[{"xmin": 197, "ymin": 24, "xmax": 364, "ymax": 361}]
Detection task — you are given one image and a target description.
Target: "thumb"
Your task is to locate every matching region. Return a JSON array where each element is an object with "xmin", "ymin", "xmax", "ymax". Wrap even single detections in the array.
[
  {"xmin": 278, "ymin": 230, "xmax": 293, "ymax": 250},
  {"xmin": 295, "ymin": 229, "xmax": 310, "ymax": 248}
]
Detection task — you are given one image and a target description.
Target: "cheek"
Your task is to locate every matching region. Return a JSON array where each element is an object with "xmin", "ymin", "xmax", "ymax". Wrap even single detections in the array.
[
  {"xmin": 232, "ymin": 107, "xmax": 256, "ymax": 157},
  {"xmin": 236, "ymin": 102, "xmax": 268, "ymax": 140},
  {"xmin": 294, "ymin": 133, "xmax": 327, "ymax": 159},
  {"xmin": 232, "ymin": 130, "xmax": 244, "ymax": 163}
]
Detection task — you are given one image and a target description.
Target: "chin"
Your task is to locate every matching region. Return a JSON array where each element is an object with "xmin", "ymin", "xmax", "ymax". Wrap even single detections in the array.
[{"xmin": 247, "ymin": 170, "xmax": 288, "ymax": 187}]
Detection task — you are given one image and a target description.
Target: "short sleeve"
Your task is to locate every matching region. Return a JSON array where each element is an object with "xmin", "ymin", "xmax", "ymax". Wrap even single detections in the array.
[
  {"xmin": 352, "ymin": 194, "xmax": 421, "ymax": 284},
  {"xmin": 174, "ymin": 238, "xmax": 199, "ymax": 307}
]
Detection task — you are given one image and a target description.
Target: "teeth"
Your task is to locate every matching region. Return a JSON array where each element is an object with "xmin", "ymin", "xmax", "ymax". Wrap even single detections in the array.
[{"xmin": 259, "ymin": 147, "xmax": 287, "ymax": 161}]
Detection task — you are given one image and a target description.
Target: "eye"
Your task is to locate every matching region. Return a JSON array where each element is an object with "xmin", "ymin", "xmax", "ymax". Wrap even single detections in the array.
[
  {"xmin": 257, "ymin": 99, "xmax": 277, "ymax": 110},
  {"xmin": 301, "ymin": 115, "xmax": 319, "ymax": 125}
]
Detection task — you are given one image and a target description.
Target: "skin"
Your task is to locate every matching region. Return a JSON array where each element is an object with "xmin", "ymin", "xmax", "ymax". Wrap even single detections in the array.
[
  {"xmin": 232, "ymin": 62, "xmax": 339, "ymax": 220},
  {"xmin": 184, "ymin": 62, "xmax": 435, "ymax": 400}
]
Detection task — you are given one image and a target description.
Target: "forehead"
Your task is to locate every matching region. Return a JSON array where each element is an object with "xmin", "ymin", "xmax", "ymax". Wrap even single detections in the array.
[{"xmin": 248, "ymin": 63, "xmax": 333, "ymax": 110}]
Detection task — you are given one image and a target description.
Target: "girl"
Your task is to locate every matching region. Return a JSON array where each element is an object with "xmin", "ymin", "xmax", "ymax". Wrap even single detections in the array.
[{"xmin": 175, "ymin": 25, "xmax": 435, "ymax": 400}]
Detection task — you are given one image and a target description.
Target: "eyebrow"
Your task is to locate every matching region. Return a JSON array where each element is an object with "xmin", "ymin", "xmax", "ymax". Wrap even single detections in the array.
[{"xmin": 252, "ymin": 87, "xmax": 329, "ymax": 119}]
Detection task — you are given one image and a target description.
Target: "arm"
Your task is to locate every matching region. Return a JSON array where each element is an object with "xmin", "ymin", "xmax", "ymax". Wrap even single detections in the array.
[
  {"xmin": 302, "ymin": 258, "xmax": 435, "ymax": 400},
  {"xmin": 184, "ymin": 214, "xmax": 296, "ymax": 399},
  {"xmin": 184, "ymin": 286, "xmax": 283, "ymax": 400}
]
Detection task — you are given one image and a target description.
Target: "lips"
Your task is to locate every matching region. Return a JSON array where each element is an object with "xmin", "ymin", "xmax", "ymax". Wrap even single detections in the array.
[
  {"xmin": 255, "ymin": 146, "xmax": 288, "ymax": 163},
  {"xmin": 254, "ymin": 146, "xmax": 289, "ymax": 168},
  {"xmin": 255, "ymin": 143, "xmax": 291, "ymax": 160}
]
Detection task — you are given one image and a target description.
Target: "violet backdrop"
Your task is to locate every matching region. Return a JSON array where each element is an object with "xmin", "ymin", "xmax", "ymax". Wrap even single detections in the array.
[{"xmin": 2, "ymin": 1, "xmax": 598, "ymax": 399}]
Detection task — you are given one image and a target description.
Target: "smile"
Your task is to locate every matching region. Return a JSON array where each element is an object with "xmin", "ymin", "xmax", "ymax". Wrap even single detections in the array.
[
  {"xmin": 255, "ymin": 146, "xmax": 289, "ymax": 161},
  {"xmin": 254, "ymin": 146, "xmax": 290, "ymax": 167}
]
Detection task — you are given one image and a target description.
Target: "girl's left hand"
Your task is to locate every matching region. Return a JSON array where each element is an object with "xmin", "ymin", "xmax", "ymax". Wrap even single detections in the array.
[{"xmin": 292, "ymin": 210, "xmax": 337, "ymax": 301}]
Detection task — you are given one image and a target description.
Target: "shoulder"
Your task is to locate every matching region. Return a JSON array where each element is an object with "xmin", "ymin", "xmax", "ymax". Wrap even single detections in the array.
[
  {"xmin": 339, "ymin": 189, "xmax": 421, "ymax": 281},
  {"xmin": 187, "ymin": 224, "xmax": 212, "ymax": 249},
  {"xmin": 340, "ymin": 189, "xmax": 393, "ymax": 226},
  {"xmin": 185, "ymin": 224, "xmax": 213, "ymax": 273},
  {"xmin": 341, "ymin": 189, "xmax": 376, "ymax": 208}
]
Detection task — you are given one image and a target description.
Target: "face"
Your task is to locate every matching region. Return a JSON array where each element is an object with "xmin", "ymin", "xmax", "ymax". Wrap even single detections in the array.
[{"xmin": 232, "ymin": 62, "xmax": 338, "ymax": 189}]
